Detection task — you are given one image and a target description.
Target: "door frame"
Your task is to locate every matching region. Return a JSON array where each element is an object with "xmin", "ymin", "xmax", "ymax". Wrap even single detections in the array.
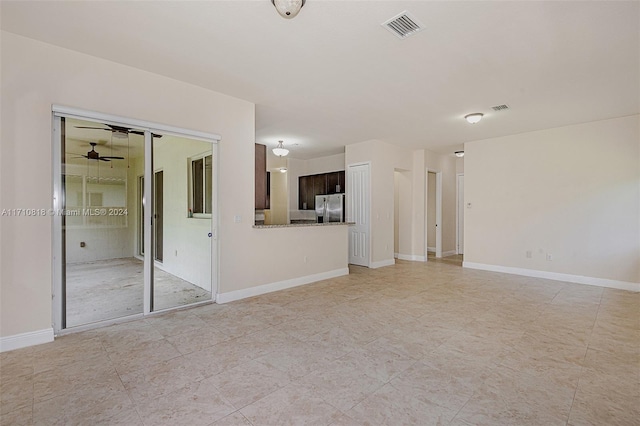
[
  {"xmin": 456, "ymin": 173, "xmax": 464, "ymax": 255},
  {"xmin": 425, "ymin": 168, "xmax": 443, "ymax": 259},
  {"xmin": 52, "ymin": 105, "xmax": 220, "ymax": 334}
]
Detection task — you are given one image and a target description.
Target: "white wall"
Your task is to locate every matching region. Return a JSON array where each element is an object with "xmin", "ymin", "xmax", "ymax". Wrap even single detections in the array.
[
  {"xmin": 0, "ymin": 32, "xmax": 349, "ymax": 341},
  {"xmin": 152, "ymin": 135, "xmax": 214, "ymax": 290},
  {"xmin": 345, "ymin": 141, "xmax": 459, "ymax": 265},
  {"xmin": 464, "ymin": 115, "xmax": 640, "ymax": 285},
  {"xmin": 425, "ymin": 150, "xmax": 458, "ymax": 255}
]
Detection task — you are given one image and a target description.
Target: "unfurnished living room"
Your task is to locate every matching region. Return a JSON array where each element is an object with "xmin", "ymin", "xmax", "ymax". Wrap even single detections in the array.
[{"xmin": 0, "ymin": 1, "xmax": 638, "ymax": 425}]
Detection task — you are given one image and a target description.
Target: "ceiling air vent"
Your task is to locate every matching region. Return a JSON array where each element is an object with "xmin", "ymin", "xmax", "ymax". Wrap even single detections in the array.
[
  {"xmin": 382, "ymin": 11, "xmax": 425, "ymax": 40},
  {"xmin": 491, "ymin": 104, "xmax": 510, "ymax": 111}
]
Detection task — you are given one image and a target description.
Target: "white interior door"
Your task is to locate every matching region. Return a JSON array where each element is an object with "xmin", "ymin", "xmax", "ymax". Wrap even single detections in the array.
[
  {"xmin": 347, "ymin": 163, "xmax": 370, "ymax": 267},
  {"xmin": 457, "ymin": 174, "xmax": 464, "ymax": 255}
]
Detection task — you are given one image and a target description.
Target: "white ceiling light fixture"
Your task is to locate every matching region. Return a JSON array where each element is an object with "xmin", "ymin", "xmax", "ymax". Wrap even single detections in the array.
[
  {"xmin": 272, "ymin": 140, "xmax": 289, "ymax": 157},
  {"xmin": 271, "ymin": 0, "xmax": 305, "ymax": 19},
  {"xmin": 455, "ymin": 151, "xmax": 464, "ymax": 157},
  {"xmin": 465, "ymin": 113, "xmax": 484, "ymax": 124}
]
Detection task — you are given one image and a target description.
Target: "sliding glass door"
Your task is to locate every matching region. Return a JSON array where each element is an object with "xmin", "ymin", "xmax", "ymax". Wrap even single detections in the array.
[
  {"xmin": 53, "ymin": 110, "xmax": 217, "ymax": 332},
  {"xmin": 152, "ymin": 134, "xmax": 213, "ymax": 311}
]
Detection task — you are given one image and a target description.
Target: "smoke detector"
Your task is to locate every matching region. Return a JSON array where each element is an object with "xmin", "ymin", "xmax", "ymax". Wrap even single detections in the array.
[{"xmin": 382, "ymin": 11, "xmax": 425, "ymax": 40}]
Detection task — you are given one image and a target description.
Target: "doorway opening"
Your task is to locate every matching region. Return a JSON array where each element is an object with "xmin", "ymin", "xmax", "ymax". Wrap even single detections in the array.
[{"xmin": 425, "ymin": 169, "xmax": 442, "ymax": 260}]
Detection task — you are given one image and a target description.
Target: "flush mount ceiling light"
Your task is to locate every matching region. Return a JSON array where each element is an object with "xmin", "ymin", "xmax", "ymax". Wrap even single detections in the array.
[
  {"xmin": 465, "ymin": 113, "xmax": 484, "ymax": 124},
  {"xmin": 455, "ymin": 151, "xmax": 465, "ymax": 158},
  {"xmin": 271, "ymin": 0, "xmax": 305, "ymax": 19},
  {"xmin": 272, "ymin": 140, "xmax": 289, "ymax": 157}
]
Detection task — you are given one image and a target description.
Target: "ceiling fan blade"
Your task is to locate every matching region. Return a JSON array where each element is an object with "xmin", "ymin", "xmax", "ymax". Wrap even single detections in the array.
[
  {"xmin": 100, "ymin": 156, "xmax": 125, "ymax": 160},
  {"xmin": 99, "ymin": 158, "xmax": 111, "ymax": 162}
]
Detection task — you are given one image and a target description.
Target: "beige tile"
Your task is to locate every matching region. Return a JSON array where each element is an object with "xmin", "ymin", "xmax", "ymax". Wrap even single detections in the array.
[
  {"xmin": 0, "ymin": 405, "xmax": 32, "ymax": 426},
  {"xmin": 2, "ymin": 260, "xmax": 637, "ymax": 425},
  {"xmin": 165, "ymin": 326, "xmax": 231, "ymax": 355},
  {"xmin": 210, "ymin": 411, "xmax": 253, "ymax": 426},
  {"xmin": 1, "ymin": 375, "xmax": 33, "ymax": 415},
  {"xmin": 120, "ymin": 355, "xmax": 206, "ymax": 405},
  {"xmin": 389, "ymin": 360, "xmax": 477, "ymax": 413},
  {"xmin": 240, "ymin": 383, "xmax": 342, "ymax": 426},
  {"xmin": 346, "ymin": 383, "xmax": 456, "ymax": 426},
  {"xmin": 32, "ymin": 384, "xmax": 138, "ymax": 425},
  {"xmin": 135, "ymin": 379, "xmax": 235, "ymax": 425},
  {"xmin": 31, "ymin": 337, "xmax": 108, "ymax": 373},
  {"xmin": 453, "ymin": 365, "xmax": 575, "ymax": 426},
  {"xmin": 568, "ymin": 372, "xmax": 640, "ymax": 426},
  {"xmin": 337, "ymin": 337, "xmax": 418, "ymax": 383},
  {"xmin": 97, "ymin": 321, "xmax": 164, "ymax": 352},
  {"xmin": 33, "ymin": 360, "xmax": 122, "ymax": 403},
  {"xmin": 146, "ymin": 310, "xmax": 209, "ymax": 337},
  {"xmin": 256, "ymin": 340, "xmax": 339, "ymax": 380},
  {"xmin": 206, "ymin": 360, "xmax": 290, "ymax": 409},
  {"xmin": 299, "ymin": 356, "xmax": 385, "ymax": 412},
  {"xmin": 107, "ymin": 338, "xmax": 182, "ymax": 375}
]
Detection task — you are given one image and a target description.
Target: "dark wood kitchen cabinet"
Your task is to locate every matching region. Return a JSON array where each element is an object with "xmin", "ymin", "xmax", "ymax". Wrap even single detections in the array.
[
  {"xmin": 255, "ymin": 144, "xmax": 268, "ymax": 210},
  {"xmin": 326, "ymin": 171, "xmax": 345, "ymax": 194},
  {"xmin": 298, "ymin": 170, "xmax": 345, "ymax": 210}
]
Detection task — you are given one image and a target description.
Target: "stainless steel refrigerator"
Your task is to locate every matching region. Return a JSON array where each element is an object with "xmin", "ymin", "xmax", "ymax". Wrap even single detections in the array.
[{"xmin": 315, "ymin": 194, "xmax": 345, "ymax": 223}]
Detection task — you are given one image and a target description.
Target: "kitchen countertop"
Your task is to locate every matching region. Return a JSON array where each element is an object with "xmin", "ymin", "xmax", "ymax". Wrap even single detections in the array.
[{"xmin": 253, "ymin": 222, "xmax": 355, "ymax": 229}]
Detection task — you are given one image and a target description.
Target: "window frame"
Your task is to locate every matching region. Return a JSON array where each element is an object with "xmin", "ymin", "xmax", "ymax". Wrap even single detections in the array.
[{"xmin": 188, "ymin": 152, "xmax": 213, "ymax": 218}]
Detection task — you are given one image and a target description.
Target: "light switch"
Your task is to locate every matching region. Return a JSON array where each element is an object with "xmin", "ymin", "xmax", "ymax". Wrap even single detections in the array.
[{"xmin": 234, "ymin": 215, "xmax": 242, "ymax": 223}]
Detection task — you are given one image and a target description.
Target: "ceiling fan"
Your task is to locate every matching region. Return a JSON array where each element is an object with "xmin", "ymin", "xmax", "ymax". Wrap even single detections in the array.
[
  {"xmin": 80, "ymin": 142, "xmax": 124, "ymax": 162},
  {"xmin": 74, "ymin": 123, "xmax": 162, "ymax": 138}
]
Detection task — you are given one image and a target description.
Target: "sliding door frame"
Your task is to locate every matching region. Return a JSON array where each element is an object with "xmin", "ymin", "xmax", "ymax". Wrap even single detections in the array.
[{"xmin": 52, "ymin": 105, "xmax": 220, "ymax": 334}]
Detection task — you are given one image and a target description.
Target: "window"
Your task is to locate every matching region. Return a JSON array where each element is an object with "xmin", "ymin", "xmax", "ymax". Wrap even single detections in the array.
[{"xmin": 190, "ymin": 154, "xmax": 212, "ymax": 216}]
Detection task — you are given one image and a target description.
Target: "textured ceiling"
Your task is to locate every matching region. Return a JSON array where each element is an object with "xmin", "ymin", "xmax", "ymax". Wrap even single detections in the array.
[{"xmin": 2, "ymin": 1, "xmax": 638, "ymax": 159}]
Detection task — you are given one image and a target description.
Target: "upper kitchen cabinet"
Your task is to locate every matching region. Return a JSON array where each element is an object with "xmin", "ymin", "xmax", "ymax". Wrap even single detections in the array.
[
  {"xmin": 255, "ymin": 143, "xmax": 268, "ymax": 210},
  {"xmin": 298, "ymin": 170, "xmax": 345, "ymax": 210},
  {"xmin": 326, "ymin": 171, "xmax": 345, "ymax": 194}
]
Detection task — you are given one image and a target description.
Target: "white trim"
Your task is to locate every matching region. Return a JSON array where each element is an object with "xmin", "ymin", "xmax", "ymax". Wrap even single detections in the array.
[
  {"xmin": 1, "ymin": 328, "xmax": 54, "ymax": 352},
  {"xmin": 370, "ymin": 259, "xmax": 396, "ymax": 269},
  {"xmin": 397, "ymin": 254, "xmax": 426, "ymax": 262},
  {"xmin": 442, "ymin": 250, "xmax": 457, "ymax": 257},
  {"xmin": 216, "ymin": 268, "xmax": 349, "ymax": 304},
  {"xmin": 52, "ymin": 105, "xmax": 220, "ymax": 142},
  {"xmin": 463, "ymin": 262, "xmax": 640, "ymax": 293},
  {"xmin": 427, "ymin": 246, "xmax": 436, "ymax": 253}
]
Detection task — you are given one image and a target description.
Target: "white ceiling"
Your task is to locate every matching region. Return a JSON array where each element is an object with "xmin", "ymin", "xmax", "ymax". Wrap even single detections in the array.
[{"xmin": 2, "ymin": 1, "xmax": 638, "ymax": 159}]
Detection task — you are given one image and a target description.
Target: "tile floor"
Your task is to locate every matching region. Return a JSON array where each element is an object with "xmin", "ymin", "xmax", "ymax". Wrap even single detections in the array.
[
  {"xmin": 66, "ymin": 258, "xmax": 211, "ymax": 327},
  {"xmin": 1, "ymin": 259, "xmax": 638, "ymax": 425}
]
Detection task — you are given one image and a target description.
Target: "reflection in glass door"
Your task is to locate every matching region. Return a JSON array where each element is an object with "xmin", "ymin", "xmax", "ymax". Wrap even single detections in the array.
[
  {"xmin": 62, "ymin": 117, "xmax": 145, "ymax": 327},
  {"xmin": 55, "ymin": 110, "xmax": 217, "ymax": 332},
  {"xmin": 152, "ymin": 134, "xmax": 213, "ymax": 311}
]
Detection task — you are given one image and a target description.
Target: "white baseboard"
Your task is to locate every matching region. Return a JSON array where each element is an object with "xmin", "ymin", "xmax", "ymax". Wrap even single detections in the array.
[
  {"xmin": 442, "ymin": 250, "xmax": 457, "ymax": 257},
  {"xmin": 394, "ymin": 252, "xmax": 399, "ymax": 259},
  {"xmin": 463, "ymin": 262, "xmax": 640, "ymax": 293},
  {"xmin": 427, "ymin": 247, "xmax": 436, "ymax": 253},
  {"xmin": 1, "ymin": 328, "xmax": 54, "ymax": 352},
  {"xmin": 397, "ymin": 254, "xmax": 426, "ymax": 262},
  {"xmin": 370, "ymin": 259, "xmax": 396, "ymax": 269},
  {"xmin": 216, "ymin": 268, "xmax": 349, "ymax": 304}
]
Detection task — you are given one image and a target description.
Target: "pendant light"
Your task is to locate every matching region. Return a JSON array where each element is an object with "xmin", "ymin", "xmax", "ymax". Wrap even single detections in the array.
[
  {"xmin": 272, "ymin": 140, "xmax": 289, "ymax": 157},
  {"xmin": 271, "ymin": 0, "xmax": 305, "ymax": 19}
]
